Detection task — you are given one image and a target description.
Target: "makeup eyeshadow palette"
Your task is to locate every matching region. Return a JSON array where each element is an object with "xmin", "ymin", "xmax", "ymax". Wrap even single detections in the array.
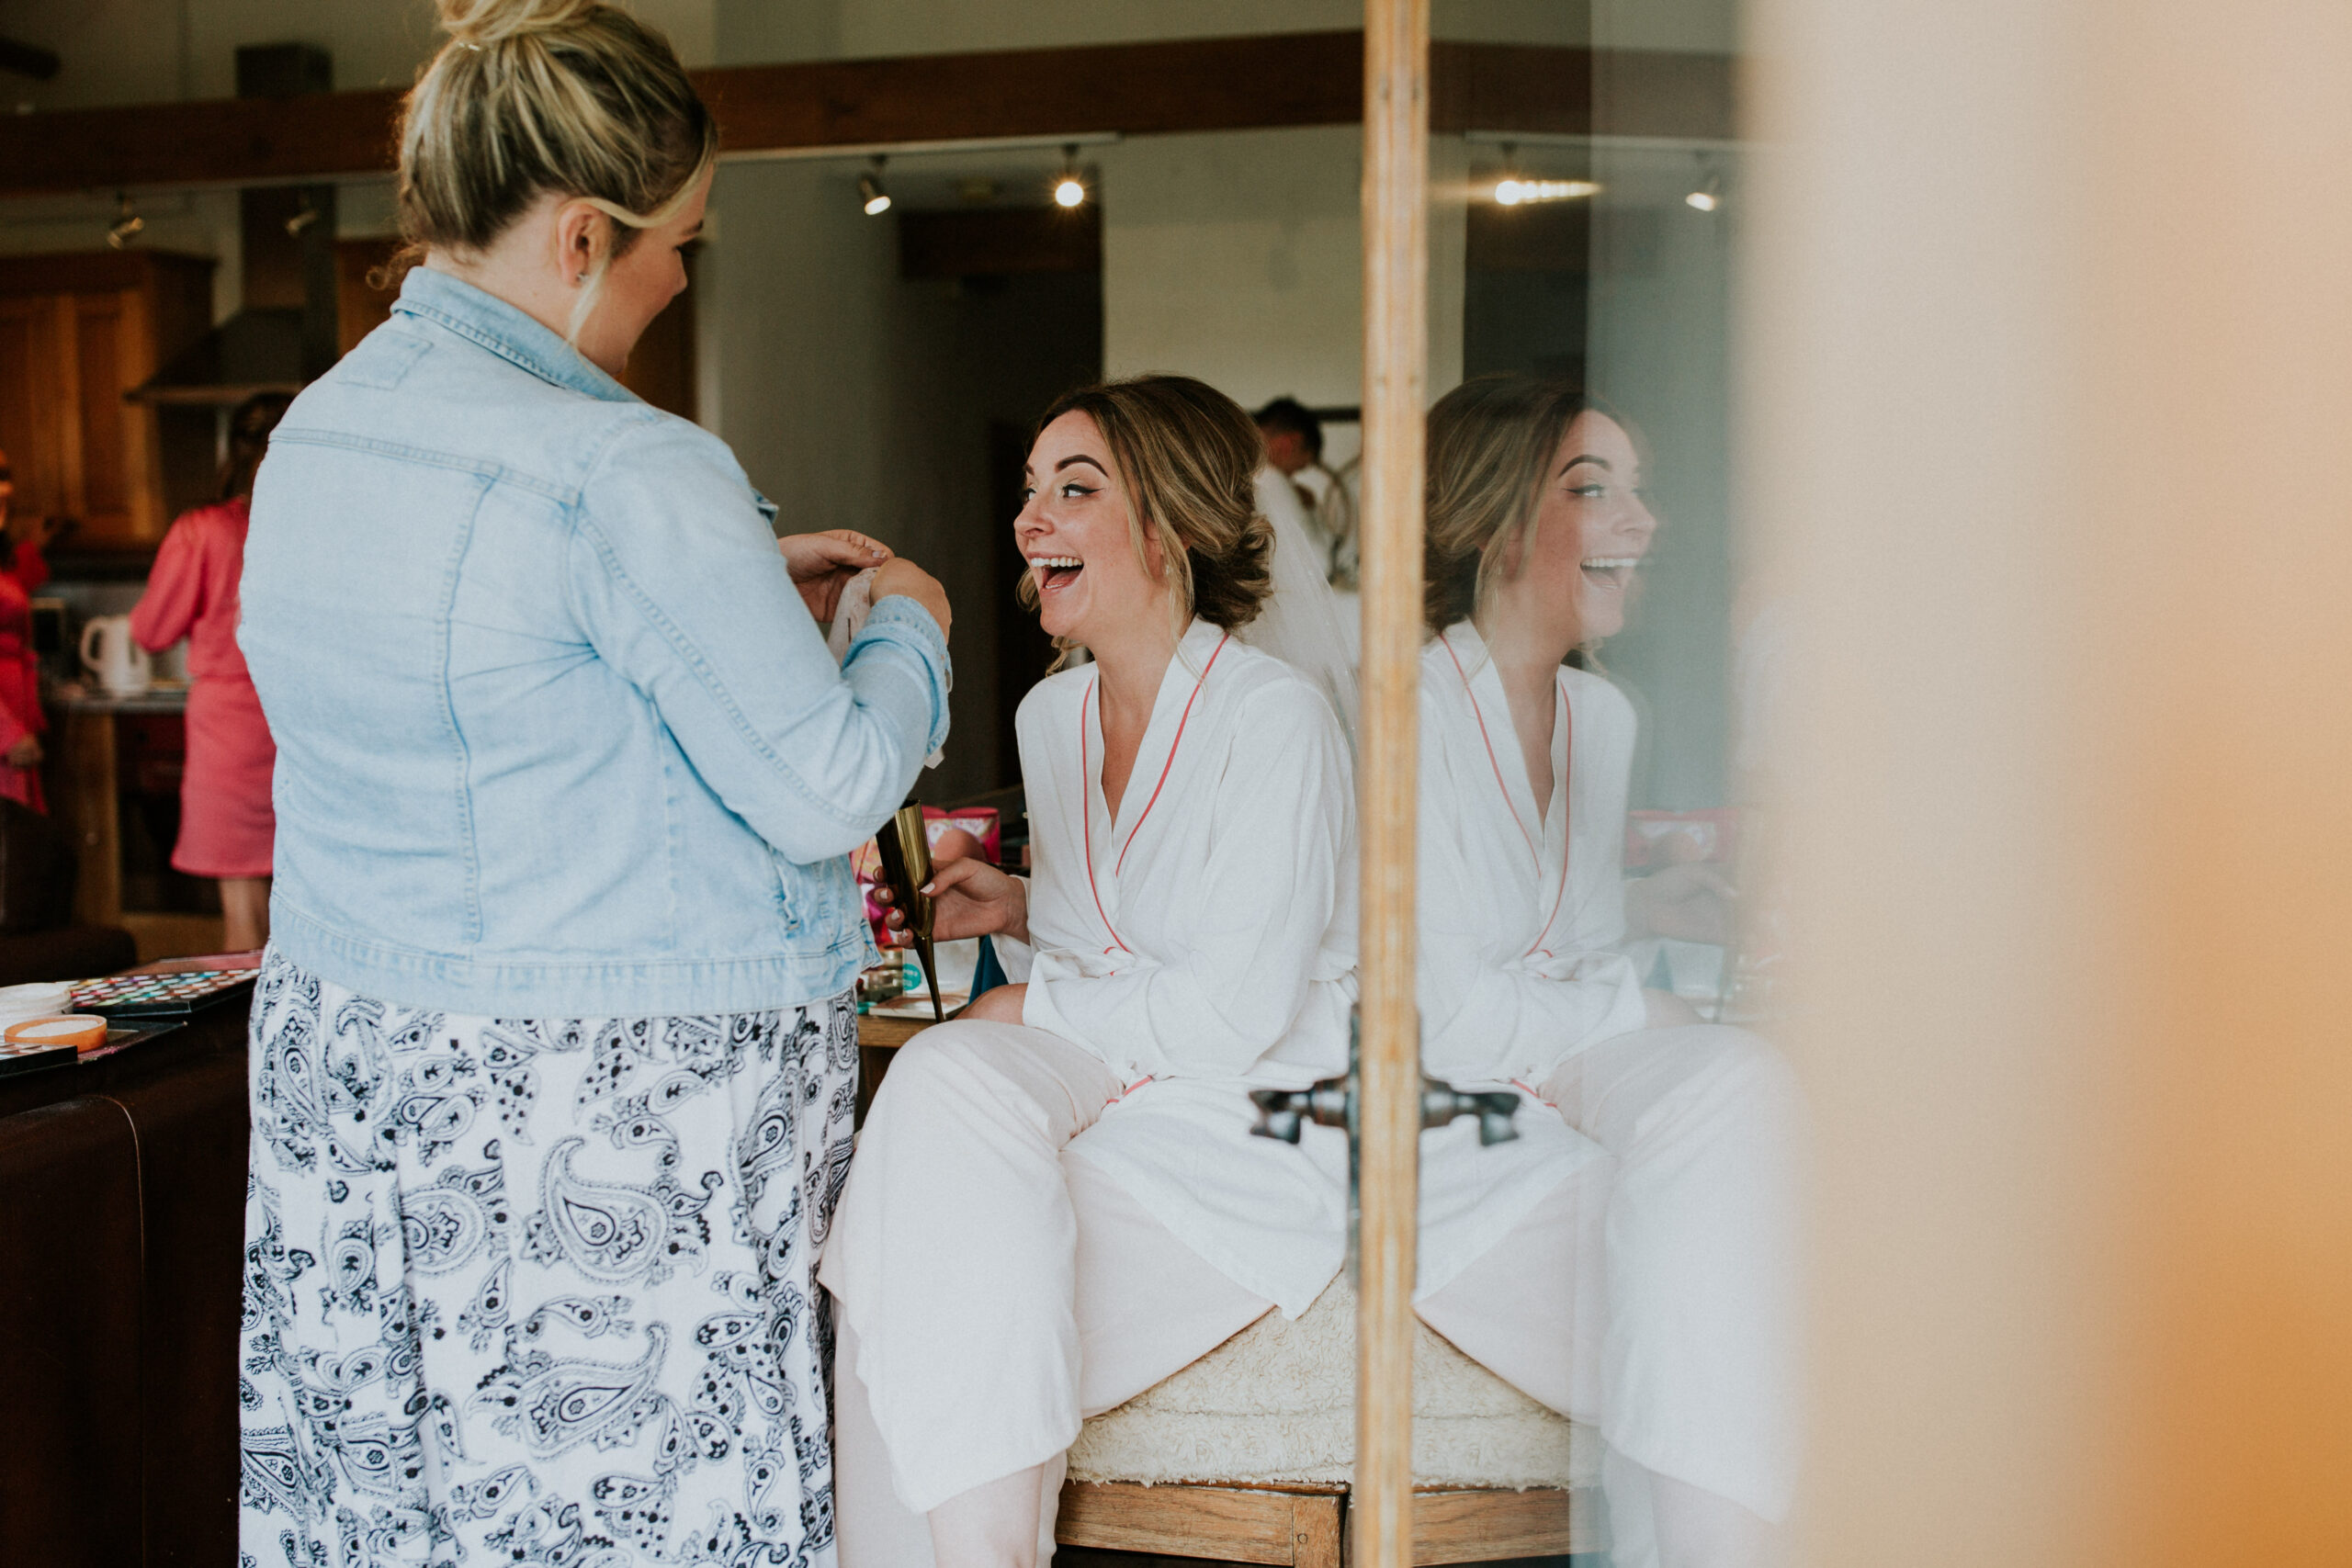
[{"xmin": 71, "ymin": 968, "xmax": 258, "ymax": 1020}]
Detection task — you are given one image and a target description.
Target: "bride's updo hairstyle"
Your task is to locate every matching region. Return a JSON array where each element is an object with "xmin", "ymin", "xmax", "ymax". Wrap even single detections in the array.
[
  {"xmin": 395, "ymin": 0, "xmax": 718, "ymax": 341},
  {"xmin": 1423, "ymin": 373, "xmax": 1622, "ymax": 635},
  {"xmin": 1023, "ymin": 376, "xmax": 1275, "ymax": 647}
]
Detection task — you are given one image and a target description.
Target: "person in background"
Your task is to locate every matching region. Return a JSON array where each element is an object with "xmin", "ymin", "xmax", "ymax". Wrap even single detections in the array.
[
  {"xmin": 130, "ymin": 393, "xmax": 290, "ymax": 952},
  {"xmin": 0, "ymin": 446, "xmax": 62, "ymax": 809},
  {"xmin": 1254, "ymin": 395, "xmax": 1358, "ymax": 590},
  {"xmin": 232, "ymin": 1, "xmax": 953, "ymax": 1562}
]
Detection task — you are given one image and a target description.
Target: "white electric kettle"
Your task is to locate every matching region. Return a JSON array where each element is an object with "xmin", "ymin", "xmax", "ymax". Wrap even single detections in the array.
[{"xmin": 80, "ymin": 615, "xmax": 152, "ymax": 698}]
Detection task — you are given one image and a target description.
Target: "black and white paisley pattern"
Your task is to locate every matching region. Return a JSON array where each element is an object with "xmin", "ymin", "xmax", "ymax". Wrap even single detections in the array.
[{"xmin": 240, "ymin": 950, "xmax": 859, "ymax": 1567}]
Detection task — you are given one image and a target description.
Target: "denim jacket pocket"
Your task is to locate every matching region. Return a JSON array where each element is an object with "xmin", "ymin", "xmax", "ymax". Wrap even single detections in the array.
[{"xmin": 774, "ymin": 851, "xmax": 855, "ymax": 942}]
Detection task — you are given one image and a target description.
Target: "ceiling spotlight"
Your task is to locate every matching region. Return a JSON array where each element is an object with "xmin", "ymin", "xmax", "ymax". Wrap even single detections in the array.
[
  {"xmin": 105, "ymin": 191, "xmax": 144, "ymax": 250},
  {"xmin": 859, "ymin": 156, "xmax": 891, "ymax": 217},
  {"xmin": 1053, "ymin": 143, "xmax": 1087, "ymax": 209}
]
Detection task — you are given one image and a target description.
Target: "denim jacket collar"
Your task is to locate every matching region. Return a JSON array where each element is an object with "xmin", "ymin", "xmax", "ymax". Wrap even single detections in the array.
[{"xmin": 393, "ymin": 265, "xmax": 640, "ymax": 405}]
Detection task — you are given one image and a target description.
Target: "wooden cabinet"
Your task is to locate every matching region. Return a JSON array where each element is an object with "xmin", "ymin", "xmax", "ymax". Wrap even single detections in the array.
[{"xmin": 0, "ymin": 252, "xmax": 215, "ymax": 547}]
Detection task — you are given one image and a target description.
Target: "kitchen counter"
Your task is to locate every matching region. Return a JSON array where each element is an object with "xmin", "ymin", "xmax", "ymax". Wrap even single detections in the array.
[
  {"xmin": 49, "ymin": 681, "xmax": 220, "ymax": 955},
  {"xmin": 55, "ymin": 681, "xmax": 190, "ymax": 715}
]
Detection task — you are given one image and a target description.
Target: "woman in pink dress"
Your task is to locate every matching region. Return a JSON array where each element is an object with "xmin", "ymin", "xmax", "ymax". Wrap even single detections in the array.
[{"xmin": 131, "ymin": 394, "xmax": 289, "ymax": 951}]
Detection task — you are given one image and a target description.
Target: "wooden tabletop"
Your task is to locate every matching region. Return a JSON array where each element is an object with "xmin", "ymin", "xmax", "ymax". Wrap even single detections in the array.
[{"xmin": 856, "ymin": 1012, "xmax": 931, "ymax": 1050}]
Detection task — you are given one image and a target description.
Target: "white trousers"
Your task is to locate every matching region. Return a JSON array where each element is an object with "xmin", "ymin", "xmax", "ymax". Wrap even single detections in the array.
[
  {"xmin": 824, "ymin": 1020, "xmax": 1800, "ymax": 1565},
  {"xmin": 1419, "ymin": 1024, "xmax": 1804, "ymax": 1525},
  {"xmin": 820, "ymin": 1021, "xmax": 1273, "ymax": 1568}
]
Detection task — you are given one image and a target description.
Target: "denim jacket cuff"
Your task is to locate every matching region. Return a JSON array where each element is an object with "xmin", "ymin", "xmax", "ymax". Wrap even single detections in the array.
[{"xmin": 856, "ymin": 595, "xmax": 954, "ymax": 756}]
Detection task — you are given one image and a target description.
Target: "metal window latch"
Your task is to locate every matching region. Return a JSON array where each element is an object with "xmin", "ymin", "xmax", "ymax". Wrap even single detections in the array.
[
  {"xmin": 1417, "ymin": 1079, "xmax": 1522, "ymax": 1146},
  {"xmin": 1250, "ymin": 1013, "xmax": 1521, "ymax": 1148}
]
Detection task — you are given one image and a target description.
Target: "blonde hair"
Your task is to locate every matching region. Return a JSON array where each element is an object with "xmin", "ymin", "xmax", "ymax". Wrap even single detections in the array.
[
  {"xmin": 394, "ymin": 0, "xmax": 718, "ymax": 343},
  {"xmin": 1423, "ymin": 374, "xmax": 1624, "ymax": 636},
  {"xmin": 1022, "ymin": 377, "xmax": 1275, "ymax": 659}
]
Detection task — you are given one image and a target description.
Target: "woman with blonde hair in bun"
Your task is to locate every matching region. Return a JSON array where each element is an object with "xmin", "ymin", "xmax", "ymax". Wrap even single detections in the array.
[
  {"xmin": 235, "ymin": 1, "xmax": 953, "ymax": 1562},
  {"xmin": 821, "ymin": 377, "xmax": 1357, "ymax": 1568}
]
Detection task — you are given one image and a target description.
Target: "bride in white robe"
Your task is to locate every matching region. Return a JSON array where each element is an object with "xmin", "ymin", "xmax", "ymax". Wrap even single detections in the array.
[
  {"xmin": 1408, "ymin": 377, "xmax": 1803, "ymax": 1568},
  {"xmin": 821, "ymin": 376, "xmax": 1354, "ymax": 1568}
]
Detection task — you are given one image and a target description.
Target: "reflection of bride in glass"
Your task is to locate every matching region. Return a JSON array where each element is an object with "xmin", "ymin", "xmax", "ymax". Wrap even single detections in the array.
[
  {"xmin": 821, "ymin": 377, "xmax": 1357, "ymax": 1568},
  {"xmin": 1411, "ymin": 375, "xmax": 1801, "ymax": 1568}
]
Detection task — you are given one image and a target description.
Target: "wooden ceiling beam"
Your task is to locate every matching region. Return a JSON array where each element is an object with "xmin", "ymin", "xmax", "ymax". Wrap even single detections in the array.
[{"xmin": 0, "ymin": 32, "xmax": 1733, "ymax": 200}]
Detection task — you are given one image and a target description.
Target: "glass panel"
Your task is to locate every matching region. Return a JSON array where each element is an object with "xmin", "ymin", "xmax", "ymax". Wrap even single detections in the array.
[
  {"xmin": 1416, "ymin": 6, "xmax": 1803, "ymax": 1562},
  {"xmin": 688, "ymin": 32, "xmax": 1378, "ymax": 1556}
]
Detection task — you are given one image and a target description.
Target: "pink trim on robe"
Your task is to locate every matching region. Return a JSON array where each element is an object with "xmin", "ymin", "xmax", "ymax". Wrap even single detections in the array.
[{"xmin": 131, "ymin": 500, "xmax": 277, "ymax": 877}]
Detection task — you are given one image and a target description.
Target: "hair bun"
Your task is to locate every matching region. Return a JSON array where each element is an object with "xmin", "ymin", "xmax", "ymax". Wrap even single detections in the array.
[{"xmin": 436, "ymin": 0, "xmax": 602, "ymax": 47}]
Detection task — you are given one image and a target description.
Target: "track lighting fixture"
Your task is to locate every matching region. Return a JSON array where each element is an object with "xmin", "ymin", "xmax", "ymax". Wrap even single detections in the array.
[
  {"xmin": 859, "ymin": 156, "xmax": 892, "ymax": 217},
  {"xmin": 1053, "ymin": 144, "xmax": 1087, "ymax": 209},
  {"xmin": 1496, "ymin": 182, "xmax": 1609, "ymax": 208},
  {"xmin": 1489, "ymin": 142, "xmax": 1600, "ymax": 206},
  {"xmin": 105, "ymin": 191, "xmax": 143, "ymax": 250}
]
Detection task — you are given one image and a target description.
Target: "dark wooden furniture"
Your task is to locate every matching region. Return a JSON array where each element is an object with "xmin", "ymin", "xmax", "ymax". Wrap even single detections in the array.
[
  {"xmin": 0, "ymin": 987, "xmax": 250, "ymax": 1567},
  {"xmin": 55, "ymin": 688, "xmax": 229, "ymax": 961},
  {"xmin": 0, "ymin": 794, "xmax": 136, "ymax": 984}
]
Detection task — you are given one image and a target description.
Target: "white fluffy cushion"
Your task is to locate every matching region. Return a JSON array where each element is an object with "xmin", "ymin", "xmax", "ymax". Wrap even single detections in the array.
[{"xmin": 1067, "ymin": 1273, "xmax": 1600, "ymax": 1490}]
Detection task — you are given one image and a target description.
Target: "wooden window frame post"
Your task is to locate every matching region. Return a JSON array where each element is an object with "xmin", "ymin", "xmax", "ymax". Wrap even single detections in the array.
[{"xmin": 1357, "ymin": 2, "xmax": 1428, "ymax": 1567}]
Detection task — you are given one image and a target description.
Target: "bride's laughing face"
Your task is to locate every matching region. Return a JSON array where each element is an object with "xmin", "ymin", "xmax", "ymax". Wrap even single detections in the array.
[
  {"xmin": 1015, "ymin": 410, "xmax": 1170, "ymax": 646},
  {"xmin": 1498, "ymin": 411, "xmax": 1657, "ymax": 646}
]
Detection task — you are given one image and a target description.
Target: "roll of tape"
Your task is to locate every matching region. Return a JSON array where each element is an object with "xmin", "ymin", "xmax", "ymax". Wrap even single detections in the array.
[{"xmin": 6, "ymin": 1014, "xmax": 107, "ymax": 1052}]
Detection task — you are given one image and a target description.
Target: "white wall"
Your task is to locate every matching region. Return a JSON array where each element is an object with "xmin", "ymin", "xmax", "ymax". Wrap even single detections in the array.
[
  {"xmin": 1102, "ymin": 128, "xmax": 1363, "ymax": 413},
  {"xmin": 1583, "ymin": 141, "xmax": 1740, "ymax": 808}
]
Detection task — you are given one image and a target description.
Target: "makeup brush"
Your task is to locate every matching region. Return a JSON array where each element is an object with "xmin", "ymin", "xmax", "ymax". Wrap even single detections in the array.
[{"xmin": 875, "ymin": 803, "xmax": 942, "ymax": 1021}]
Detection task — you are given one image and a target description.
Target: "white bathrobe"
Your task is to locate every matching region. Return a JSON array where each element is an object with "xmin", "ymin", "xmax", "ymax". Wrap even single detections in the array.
[
  {"xmin": 1412, "ymin": 620, "xmax": 1802, "ymax": 1524},
  {"xmin": 1414, "ymin": 620, "xmax": 1643, "ymax": 1297},
  {"xmin": 1002, "ymin": 618, "xmax": 1356, "ymax": 1315}
]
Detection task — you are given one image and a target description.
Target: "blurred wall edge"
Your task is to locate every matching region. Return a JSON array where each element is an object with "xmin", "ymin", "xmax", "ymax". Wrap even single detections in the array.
[{"xmin": 1743, "ymin": 0, "xmax": 2352, "ymax": 1563}]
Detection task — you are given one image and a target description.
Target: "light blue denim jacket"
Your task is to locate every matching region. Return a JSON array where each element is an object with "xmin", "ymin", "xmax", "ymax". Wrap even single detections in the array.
[{"xmin": 242, "ymin": 266, "xmax": 949, "ymax": 1017}]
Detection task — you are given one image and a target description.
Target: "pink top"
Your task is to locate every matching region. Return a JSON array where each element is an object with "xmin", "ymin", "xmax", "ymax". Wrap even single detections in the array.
[
  {"xmin": 133, "ymin": 499, "xmax": 277, "ymax": 876},
  {"xmin": 131, "ymin": 499, "xmax": 254, "ymax": 681}
]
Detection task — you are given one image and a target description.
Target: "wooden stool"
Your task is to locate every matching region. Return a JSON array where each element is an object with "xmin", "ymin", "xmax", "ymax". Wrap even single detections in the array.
[{"xmin": 1059, "ymin": 1274, "xmax": 1605, "ymax": 1564}]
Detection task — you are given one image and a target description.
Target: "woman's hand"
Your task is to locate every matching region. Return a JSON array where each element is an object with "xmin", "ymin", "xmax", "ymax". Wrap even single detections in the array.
[
  {"xmin": 871, "ymin": 558, "xmax": 951, "ymax": 639},
  {"xmin": 5, "ymin": 735, "xmax": 39, "ymax": 770},
  {"xmin": 959, "ymin": 982, "xmax": 1025, "ymax": 1024},
  {"xmin": 777, "ymin": 529, "xmax": 891, "ymax": 623},
  {"xmin": 1624, "ymin": 863, "xmax": 1736, "ymax": 945},
  {"xmin": 875, "ymin": 856, "xmax": 1027, "ymax": 946}
]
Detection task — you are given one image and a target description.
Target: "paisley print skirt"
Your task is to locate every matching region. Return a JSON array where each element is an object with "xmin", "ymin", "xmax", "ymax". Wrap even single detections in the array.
[{"xmin": 238, "ymin": 950, "xmax": 859, "ymax": 1568}]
